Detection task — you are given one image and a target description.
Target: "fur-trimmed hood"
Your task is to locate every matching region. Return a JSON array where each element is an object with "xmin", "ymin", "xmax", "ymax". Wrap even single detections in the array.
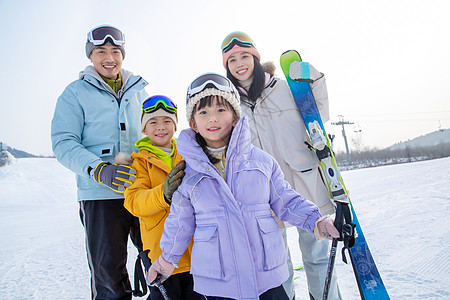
[{"xmin": 262, "ymin": 61, "xmax": 276, "ymax": 76}]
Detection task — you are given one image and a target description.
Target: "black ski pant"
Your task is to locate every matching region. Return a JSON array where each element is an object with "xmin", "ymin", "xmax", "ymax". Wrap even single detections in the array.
[
  {"xmin": 204, "ymin": 285, "xmax": 289, "ymax": 300},
  {"xmin": 80, "ymin": 199, "xmax": 143, "ymax": 300},
  {"xmin": 148, "ymin": 271, "xmax": 203, "ymax": 300}
]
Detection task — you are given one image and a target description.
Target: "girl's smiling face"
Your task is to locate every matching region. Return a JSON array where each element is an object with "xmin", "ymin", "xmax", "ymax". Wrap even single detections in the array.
[
  {"xmin": 227, "ymin": 51, "xmax": 255, "ymax": 81},
  {"xmin": 189, "ymin": 96, "xmax": 238, "ymax": 149}
]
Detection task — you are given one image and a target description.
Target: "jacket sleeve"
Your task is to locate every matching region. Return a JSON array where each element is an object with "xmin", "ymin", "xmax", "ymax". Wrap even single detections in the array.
[
  {"xmin": 159, "ymin": 188, "xmax": 195, "ymax": 264},
  {"xmin": 268, "ymin": 156, "xmax": 321, "ymax": 233},
  {"xmin": 309, "ymin": 63, "xmax": 330, "ymax": 123},
  {"xmin": 51, "ymin": 87, "xmax": 102, "ymax": 177},
  {"xmin": 124, "ymin": 156, "xmax": 169, "ymax": 217}
]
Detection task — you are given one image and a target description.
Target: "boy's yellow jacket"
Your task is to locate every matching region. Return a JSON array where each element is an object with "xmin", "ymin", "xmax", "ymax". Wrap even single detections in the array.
[{"xmin": 124, "ymin": 145, "xmax": 192, "ymax": 274}]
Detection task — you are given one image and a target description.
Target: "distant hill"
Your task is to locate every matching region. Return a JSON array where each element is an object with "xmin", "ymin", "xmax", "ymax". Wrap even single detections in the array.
[
  {"xmin": 0, "ymin": 141, "xmax": 36, "ymax": 159},
  {"xmin": 336, "ymin": 128, "xmax": 450, "ymax": 170},
  {"xmin": 388, "ymin": 128, "xmax": 450, "ymax": 150}
]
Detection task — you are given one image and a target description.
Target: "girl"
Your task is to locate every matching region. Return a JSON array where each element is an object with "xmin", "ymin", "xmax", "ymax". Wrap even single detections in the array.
[
  {"xmin": 220, "ymin": 32, "xmax": 341, "ymax": 300},
  {"xmin": 147, "ymin": 73, "xmax": 339, "ymax": 300}
]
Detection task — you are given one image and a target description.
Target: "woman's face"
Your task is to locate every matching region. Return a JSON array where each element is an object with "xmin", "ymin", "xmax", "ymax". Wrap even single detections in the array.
[{"xmin": 227, "ymin": 51, "xmax": 255, "ymax": 81}]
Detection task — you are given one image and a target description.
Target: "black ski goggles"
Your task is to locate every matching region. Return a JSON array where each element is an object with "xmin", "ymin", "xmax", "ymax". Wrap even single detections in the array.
[
  {"xmin": 186, "ymin": 73, "xmax": 239, "ymax": 103},
  {"xmin": 87, "ymin": 25, "xmax": 125, "ymax": 46},
  {"xmin": 221, "ymin": 31, "xmax": 256, "ymax": 53}
]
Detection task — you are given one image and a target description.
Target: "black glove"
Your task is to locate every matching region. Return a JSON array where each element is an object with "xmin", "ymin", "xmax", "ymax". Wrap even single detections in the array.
[
  {"xmin": 163, "ymin": 160, "xmax": 186, "ymax": 204},
  {"xmin": 92, "ymin": 161, "xmax": 136, "ymax": 193}
]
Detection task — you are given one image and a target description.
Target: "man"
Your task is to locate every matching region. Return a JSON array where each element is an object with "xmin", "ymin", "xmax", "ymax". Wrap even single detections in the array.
[{"xmin": 51, "ymin": 25, "xmax": 148, "ymax": 299}]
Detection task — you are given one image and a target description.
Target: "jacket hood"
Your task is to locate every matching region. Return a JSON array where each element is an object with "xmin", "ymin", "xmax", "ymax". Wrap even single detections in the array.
[
  {"xmin": 177, "ymin": 115, "xmax": 253, "ymax": 172},
  {"xmin": 262, "ymin": 61, "xmax": 276, "ymax": 76},
  {"xmin": 237, "ymin": 61, "xmax": 276, "ymax": 98}
]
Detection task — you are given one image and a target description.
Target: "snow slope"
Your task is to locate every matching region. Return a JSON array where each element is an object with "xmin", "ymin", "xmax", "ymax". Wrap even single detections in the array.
[{"xmin": 1, "ymin": 157, "xmax": 449, "ymax": 299}]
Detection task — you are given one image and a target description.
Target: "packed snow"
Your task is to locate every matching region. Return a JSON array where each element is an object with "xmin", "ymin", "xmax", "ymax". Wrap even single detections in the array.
[{"xmin": 1, "ymin": 157, "xmax": 449, "ymax": 299}]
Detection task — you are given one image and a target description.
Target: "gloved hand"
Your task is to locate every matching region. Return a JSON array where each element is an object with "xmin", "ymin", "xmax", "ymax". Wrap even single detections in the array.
[
  {"xmin": 289, "ymin": 61, "xmax": 311, "ymax": 81},
  {"xmin": 315, "ymin": 216, "xmax": 340, "ymax": 240},
  {"xmin": 147, "ymin": 256, "xmax": 176, "ymax": 284},
  {"xmin": 163, "ymin": 160, "xmax": 186, "ymax": 204},
  {"xmin": 92, "ymin": 161, "xmax": 136, "ymax": 193}
]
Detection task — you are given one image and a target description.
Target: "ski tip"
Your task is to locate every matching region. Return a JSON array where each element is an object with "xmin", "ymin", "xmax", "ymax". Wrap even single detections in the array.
[
  {"xmin": 280, "ymin": 50, "xmax": 302, "ymax": 76},
  {"xmin": 280, "ymin": 49, "xmax": 302, "ymax": 61},
  {"xmin": 281, "ymin": 49, "xmax": 301, "ymax": 58}
]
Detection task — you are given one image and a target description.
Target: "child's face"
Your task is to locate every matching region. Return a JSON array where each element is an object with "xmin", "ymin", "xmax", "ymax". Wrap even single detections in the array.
[
  {"xmin": 189, "ymin": 96, "xmax": 238, "ymax": 149},
  {"xmin": 143, "ymin": 116, "xmax": 175, "ymax": 148},
  {"xmin": 227, "ymin": 51, "xmax": 255, "ymax": 81}
]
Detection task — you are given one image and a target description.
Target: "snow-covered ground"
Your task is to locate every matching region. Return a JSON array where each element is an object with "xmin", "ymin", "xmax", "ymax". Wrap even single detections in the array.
[{"xmin": 1, "ymin": 157, "xmax": 449, "ymax": 299}]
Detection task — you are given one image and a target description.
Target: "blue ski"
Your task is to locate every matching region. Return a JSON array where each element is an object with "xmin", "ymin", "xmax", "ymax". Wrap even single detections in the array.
[{"xmin": 280, "ymin": 50, "xmax": 389, "ymax": 300}]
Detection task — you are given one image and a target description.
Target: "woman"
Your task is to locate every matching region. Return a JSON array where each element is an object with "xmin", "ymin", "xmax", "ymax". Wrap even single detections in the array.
[{"xmin": 220, "ymin": 31, "xmax": 342, "ymax": 300}]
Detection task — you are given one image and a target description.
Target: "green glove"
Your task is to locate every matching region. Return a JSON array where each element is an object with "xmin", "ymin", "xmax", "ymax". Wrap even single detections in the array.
[
  {"xmin": 163, "ymin": 160, "xmax": 186, "ymax": 204},
  {"xmin": 92, "ymin": 161, "xmax": 136, "ymax": 193}
]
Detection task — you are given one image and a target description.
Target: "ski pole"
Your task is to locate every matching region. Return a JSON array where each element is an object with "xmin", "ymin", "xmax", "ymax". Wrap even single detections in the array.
[
  {"xmin": 150, "ymin": 276, "xmax": 171, "ymax": 300},
  {"xmin": 138, "ymin": 249, "xmax": 172, "ymax": 300},
  {"xmin": 323, "ymin": 201, "xmax": 355, "ymax": 300},
  {"xmin": 323, "ymin": 201, "xmax": 344, "ymax": 300}
]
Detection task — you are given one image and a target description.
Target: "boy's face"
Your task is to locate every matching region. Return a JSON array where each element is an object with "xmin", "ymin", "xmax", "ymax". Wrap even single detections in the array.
[
  {"xmin": 143, "ymin": 116, "xmax": 175, "ymax": 148},
  {"xmin": 89, "ymin": 43, "xmax": 123, "ymax": 79}
]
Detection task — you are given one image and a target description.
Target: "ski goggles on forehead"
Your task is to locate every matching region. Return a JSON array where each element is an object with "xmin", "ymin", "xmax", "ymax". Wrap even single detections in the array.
[
  {"xmin": 87, "ymin": 25, "xmax": 125, "ymax": 46},
  {"xmin": 221, "ymin": 32, "xmax": 256, "ymax": 53},
  {"xmin": 186, "ymin": 73, "xmax": 239, "ymax": 101},
  {"xmin": 142, "ymin": 95, "xmax": 177, "ymax": 114}
]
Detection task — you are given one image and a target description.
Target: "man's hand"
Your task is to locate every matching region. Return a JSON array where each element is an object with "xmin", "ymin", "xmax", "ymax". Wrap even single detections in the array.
[
  {"xmin": 163, "ymin": 160, "xmax": 186, "ymax": 204},
  {"xmin": 92, "ymin": 161, "xmax": 136, "ymax": 193}
]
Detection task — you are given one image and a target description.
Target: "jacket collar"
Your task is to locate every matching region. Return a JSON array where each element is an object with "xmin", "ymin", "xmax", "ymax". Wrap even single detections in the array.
[
  {"xmin": 79, "ymin": 65, "xmax": 137, "ymax": 95},
  {"xmin": 135, "ymin": 136, "xmax": 177, "ymax": 169}
]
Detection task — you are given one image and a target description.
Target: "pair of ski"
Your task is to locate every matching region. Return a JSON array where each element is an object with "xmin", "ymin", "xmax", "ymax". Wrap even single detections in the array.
[{"xmin": 280, "ymin": 50, "xmax": 390, "ymax": 300}]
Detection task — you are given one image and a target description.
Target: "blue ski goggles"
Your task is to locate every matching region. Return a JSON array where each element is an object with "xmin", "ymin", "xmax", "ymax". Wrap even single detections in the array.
[
  {"xmin": 186, "ymin": 73, "xmax": 239, "ymax": 103},
  {"xmin": 87, "ymin": 25, "xmax": 125, "ymax": 46},
  {"xmin": 221, "ymin": 31, "xmax": 256, "ymax": 53},
  {"xmin": 142, "ymin": 95, "xmax": 177, "ymax": 114}
]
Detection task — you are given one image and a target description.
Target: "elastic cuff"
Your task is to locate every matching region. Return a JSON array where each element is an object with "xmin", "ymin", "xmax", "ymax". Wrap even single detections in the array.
[{"xmin": 314, "ymin": 215, "xmax": 331, "ymax": 240}]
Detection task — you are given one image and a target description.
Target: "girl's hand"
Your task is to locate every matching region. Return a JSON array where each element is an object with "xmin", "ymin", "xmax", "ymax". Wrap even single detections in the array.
[
  {"xmin": 316, "ymin": 216, "xmax": 340, "ymax": 240},
  {"xmin": 147, "ymin": 256, "xmax": 176, "ymax": 284}
]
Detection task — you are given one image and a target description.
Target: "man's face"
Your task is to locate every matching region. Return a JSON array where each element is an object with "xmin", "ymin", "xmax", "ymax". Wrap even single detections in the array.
[{"xmin": 89, "ymin": 44, "xmax": 123, "ymax": 79}]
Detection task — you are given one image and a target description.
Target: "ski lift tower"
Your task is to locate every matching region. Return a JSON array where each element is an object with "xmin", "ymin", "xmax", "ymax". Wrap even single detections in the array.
[{"xmin": 331, "ymin": 115, "xmax": 354, "ymax": 161}]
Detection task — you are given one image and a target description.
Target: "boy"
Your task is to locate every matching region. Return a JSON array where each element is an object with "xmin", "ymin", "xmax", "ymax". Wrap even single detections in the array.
[{"xmin": 124, "ymin": 95, "xmax": 202, "ymax": 300}]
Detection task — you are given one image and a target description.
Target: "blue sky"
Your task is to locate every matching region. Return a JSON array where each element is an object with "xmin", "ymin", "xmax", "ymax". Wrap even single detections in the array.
[{"xmin": 1, "ymin": 0, "xmax": 449, "ymax": 155}]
